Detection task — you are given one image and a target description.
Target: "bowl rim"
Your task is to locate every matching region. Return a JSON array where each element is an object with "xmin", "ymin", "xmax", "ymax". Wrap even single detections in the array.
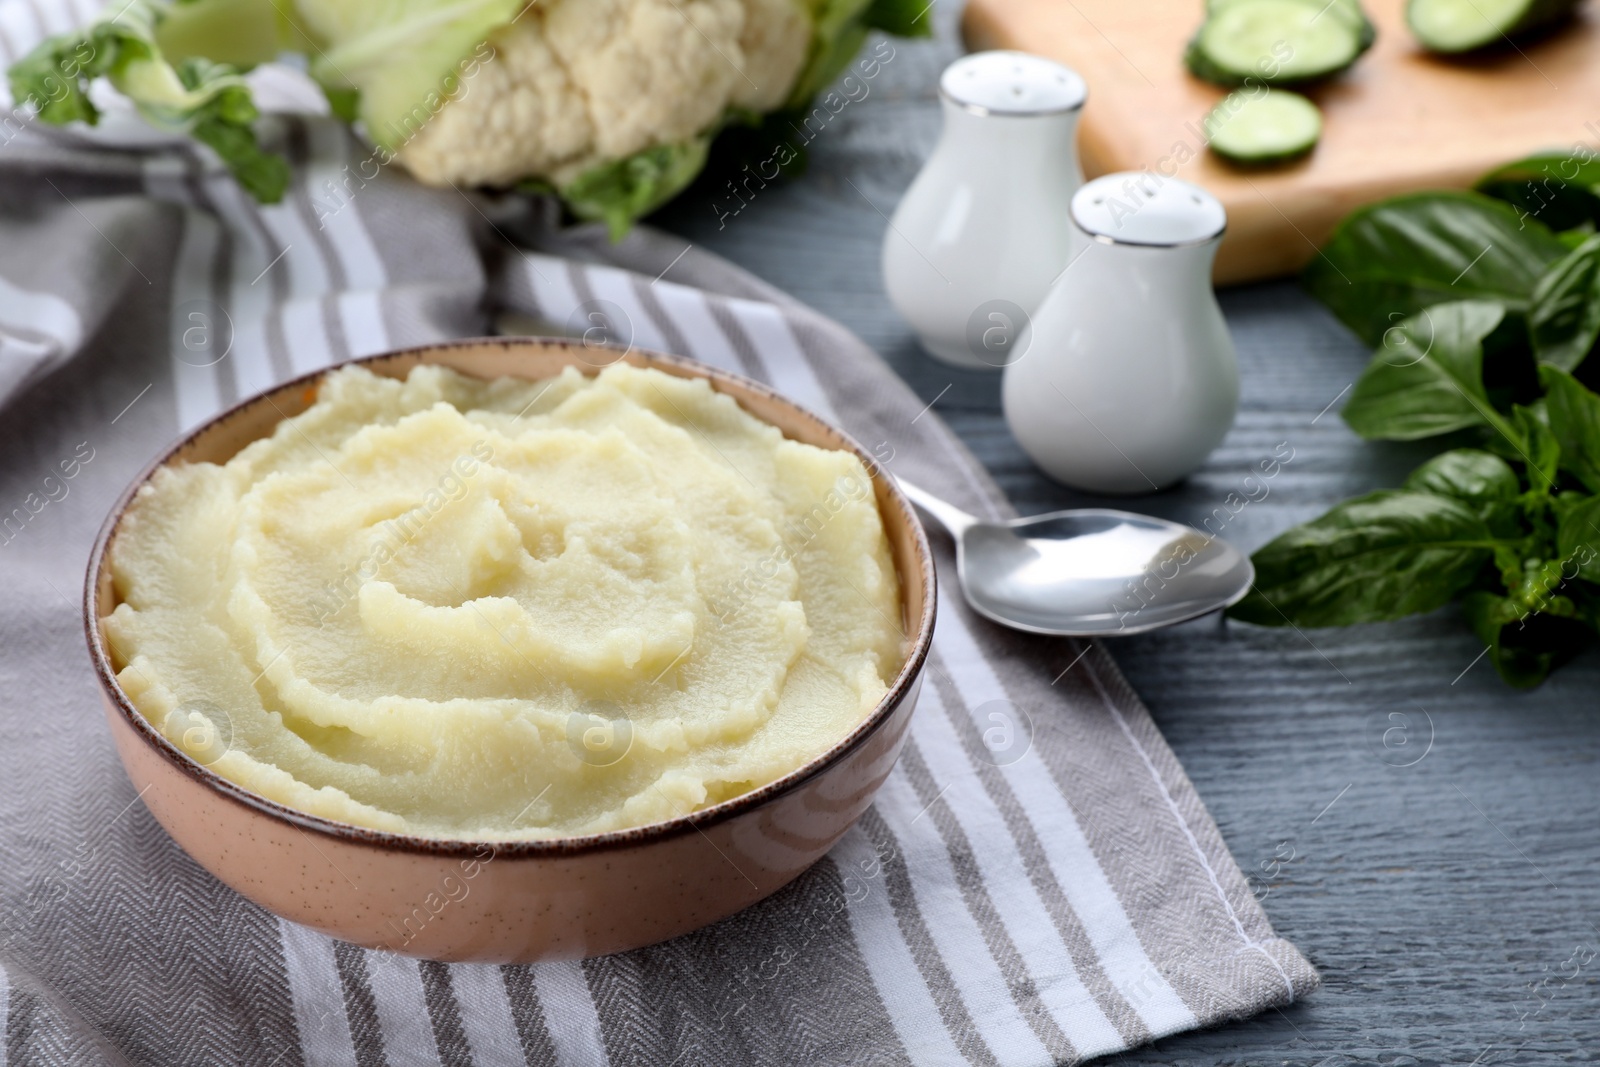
[{"xmin": 84, "ymin": 337, "xmax": 937, "ymax": 859}]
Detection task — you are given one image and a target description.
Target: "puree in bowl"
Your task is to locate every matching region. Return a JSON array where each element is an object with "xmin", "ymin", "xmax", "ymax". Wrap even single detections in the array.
[{"xmin": 104, "ymin": 363, "xmax": 904, "ymax": 839}]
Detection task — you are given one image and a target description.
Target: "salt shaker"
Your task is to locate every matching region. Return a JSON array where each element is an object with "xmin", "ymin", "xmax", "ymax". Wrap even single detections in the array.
[
  {"xmin": 883, "ymin": 51, "xmax": 1086, "ymax": 370},
  {"xmin": 1002, "ymin": 173, "xmax": 1238, "ymax": 494}
]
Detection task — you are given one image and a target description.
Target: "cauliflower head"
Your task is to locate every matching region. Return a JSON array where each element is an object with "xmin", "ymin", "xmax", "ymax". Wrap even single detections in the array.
[
  {"xmin": 399, "ymin": 0, "xmax": 809, "ymax": 188},
  {"xmin": 8, "ymin": 0, "xmax": 926, "ymax": 233}
]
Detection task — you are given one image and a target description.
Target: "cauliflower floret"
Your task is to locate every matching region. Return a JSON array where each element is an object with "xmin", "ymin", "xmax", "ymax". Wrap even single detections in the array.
[
  {"xmin": 397, "ymin": 0, "xmax": 810, "ymax": 190},
  {"xmin": 732, "ymin": 0, "xmax": 811, "ymax": 112},
  {"xmin": 545, "ymin": 0, "xmax": 744, "ymax": 160},
  {"xmin": 398, "ymin": 18, "xmax": 593, "ymax": 187}
]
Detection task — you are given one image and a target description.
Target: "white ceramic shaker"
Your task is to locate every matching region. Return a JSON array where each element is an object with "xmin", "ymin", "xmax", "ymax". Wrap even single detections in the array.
[
  {"xmin": 1002, "ymin": 173, "xmax": 1238, "ymax": 494},
  {"xmin": 883, "ymin": 51, "xmax": 1086, "ymax": 370}
]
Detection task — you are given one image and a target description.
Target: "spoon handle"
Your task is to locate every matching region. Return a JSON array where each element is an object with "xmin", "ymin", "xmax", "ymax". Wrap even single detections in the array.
[{"xmin": 897, "ymin": 480, "xmax": 977, "ymax": 537}]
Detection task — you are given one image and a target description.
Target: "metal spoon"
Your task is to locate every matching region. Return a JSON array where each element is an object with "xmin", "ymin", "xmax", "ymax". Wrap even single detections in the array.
[{"xmin": 899, "ymin": 480, "xmax": 1255, "ymax": 637}]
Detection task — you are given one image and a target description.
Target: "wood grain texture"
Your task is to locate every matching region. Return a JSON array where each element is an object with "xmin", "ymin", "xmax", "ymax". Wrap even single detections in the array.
[
  {"xmin": 960, "ymin": 0, "xmax": 1600, "ymax": 284},
  {"xmin": 653, "ymin": 9, "xmax": 1600, "ymax": 1062}
]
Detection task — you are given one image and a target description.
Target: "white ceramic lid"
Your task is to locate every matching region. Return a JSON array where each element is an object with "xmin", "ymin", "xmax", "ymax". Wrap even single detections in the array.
[
  {"xmin": 1070, "ymin": 174, "xmax": 1227, "ymax": 247},
  {"xmin": 939, "ymin": 51, "xmax": 1087, "ymax": 116}
]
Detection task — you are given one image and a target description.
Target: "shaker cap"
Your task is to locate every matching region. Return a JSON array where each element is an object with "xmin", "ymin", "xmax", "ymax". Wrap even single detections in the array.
[
  {"xmin": 1071, "ymin": 174, "xmax": 1227, "ymax": 247},
  {"xmin": 939, "ymin": 51, "xmax": 1087, "ymax": 116}
]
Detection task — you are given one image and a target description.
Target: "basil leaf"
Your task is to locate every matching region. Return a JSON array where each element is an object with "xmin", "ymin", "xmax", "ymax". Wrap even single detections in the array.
[
  {"xmin": 1572, "ymin": 586, "xmax": 1600, "ymax": 636},
  {"xmin": 1404, "ymin": 448, "xmax": 1525, "ymax": 535},
  {"xmin": 1555, "ymin": 494, "xmax": 1600, "ymax": 582},
  {"xmin": 1304, "ymin": 192, "xmax": 1567, "ymax": 346},
  {"xmin": 1401, "ymin": 447, "xmax": 1523, "ymax": 534},
  {"xmin": 1483, "ymin": 402, "xmax": 1561, "ymax": 494},
  {"xmin": 1403, "ymin": 448, "xmax": 1520, "ymax": 502},
  {"xmin": 1461, "ymin": 589, "xmax": 1591, "ymax": 689},
  {"xmin": 1342, "ymin": 300, "xmax": 1512, "ymax": 441},
  {"xmin": 1528, "ymin": 233, "xmax": 1600, "ymax": 373},
  {"xmin": 1559, "ymin": 225, "xmax": 1598, "ymax": 250},
  {"xmin": 1537, "ymin": 366, "xmax": 1600, "ymax": 493},
  {"xmin": 1229, "ymin": 490, "xmax": 1503, "ymax": 627},
  {"xmin": 1504, "ymin": 404, "xmax": 1555, "ymax": 495},
  {"xmin": 1478, "ymin": 153, "xmax": 1600, "ymax": 234}
]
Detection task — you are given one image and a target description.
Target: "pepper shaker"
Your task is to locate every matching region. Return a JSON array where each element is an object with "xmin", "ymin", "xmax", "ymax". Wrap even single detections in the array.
[
  {"xmin": 883, "ymin": 51, "xmax": 1086, "ymax": 370},
  {"xmin": 1002, "ymin": 173, "xmax": 1238, "ymax": 494}
]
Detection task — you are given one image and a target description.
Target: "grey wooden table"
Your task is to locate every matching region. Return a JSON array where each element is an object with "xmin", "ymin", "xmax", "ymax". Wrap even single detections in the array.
[{"xmin": 652, "ymin": 13, "xmax": 1600, "ymax": 1066}]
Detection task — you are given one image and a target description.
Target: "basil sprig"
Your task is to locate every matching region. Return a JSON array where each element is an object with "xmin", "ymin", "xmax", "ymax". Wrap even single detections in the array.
[{"xmin": 1230, "ymin": 153, "xmax": 1600, "ymax": 687}]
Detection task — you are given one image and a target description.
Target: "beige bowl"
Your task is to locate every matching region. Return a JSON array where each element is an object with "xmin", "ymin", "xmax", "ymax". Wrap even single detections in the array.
[{"xmin": 84, "ymin": 338, "xmax": 935, "ymax": 962}]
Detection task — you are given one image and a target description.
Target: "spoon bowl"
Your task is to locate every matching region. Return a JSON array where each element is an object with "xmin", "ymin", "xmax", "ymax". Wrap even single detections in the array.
[{"xmin": 901, "ymin": 481, "xmax": 1254, "ymax": 636}]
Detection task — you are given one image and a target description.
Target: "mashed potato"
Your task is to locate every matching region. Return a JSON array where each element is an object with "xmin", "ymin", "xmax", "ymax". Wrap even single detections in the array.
[{"xmin": 105, "ymin": 363, "xmax": 903, "ymax": 839}]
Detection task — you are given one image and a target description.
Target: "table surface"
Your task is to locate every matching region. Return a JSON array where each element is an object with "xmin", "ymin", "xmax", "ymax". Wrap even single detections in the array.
[{"xmin": 651, "ymin": 12, "xmax": 1600, "ymax": 1066}]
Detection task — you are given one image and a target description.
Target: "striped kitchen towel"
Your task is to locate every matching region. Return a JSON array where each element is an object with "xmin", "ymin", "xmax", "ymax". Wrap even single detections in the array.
[{"xmin": 0, "ymin": 11, "xmax": 1317, "ymax": 1066}]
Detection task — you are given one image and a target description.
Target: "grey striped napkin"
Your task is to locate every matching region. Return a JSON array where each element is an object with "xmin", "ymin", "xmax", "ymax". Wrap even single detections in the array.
[{"xmin": 0, "ymin": 7, "xmax": 1317, "ymax": 1063}]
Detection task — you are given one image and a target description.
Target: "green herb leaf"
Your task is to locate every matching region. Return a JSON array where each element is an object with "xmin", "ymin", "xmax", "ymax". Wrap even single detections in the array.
[
  {"xmin": 1403, "ymin": 448, "xmax": 1520, "ymax": 503},
  {"xmin": 1571, "ymin": 585, "xmax": 1600, "ymax": 637},
  {"xmin": 1478, "ymin": 153, "xmax": 1600, "ymax": 234},
  {"xmin": 1555, "ymin": 494, "xmax": 1600, "ymax": 582},
  {"xmin": 1501, "ymin": 402, "xmax": 1560, "ymax": 494},
  {"xmin": 1559, "ymin": 225, "xmax": 1598, "ymax": 250},
  {"xmin": 1247, "ymin": 155, "xmax": 1600, "ymax": 686},
  {"xmin": 1461, "ymin": 587, "xmax": 1590, "ymax": 689},
  {"xmin": 1304, "ymin": 192, "xmax": 1567, "ymax": 347},
  {"xmin": 1405, "ymin": 447, "xmax": 1527, "ymax": 535},
  {"xmin": 1528, "ymin": 233, "xmax": 1600, "ymax": 373},
  {"xmin": 1539, "ymin": 366, "xmax": 1600, "ymax": 493},
  {"xmin": 1228, "ymin": 490, "xmax": 1505, "ymax": 627},
  {"xmin": 1342, "ymin": 300, "xmax": 1511, "ymax": 441}
]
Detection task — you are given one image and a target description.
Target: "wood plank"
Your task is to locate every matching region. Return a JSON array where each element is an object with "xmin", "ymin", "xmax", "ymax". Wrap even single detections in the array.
[{"xmin": 962, "ymin": 0, "xmax": 1600, "ymax": 284}]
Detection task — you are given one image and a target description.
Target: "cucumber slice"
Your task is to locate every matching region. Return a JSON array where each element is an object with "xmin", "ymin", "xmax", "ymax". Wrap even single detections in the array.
[
  {"xmin": 1208, "ymin": 0, "xmax": 1377, "ymax": 49},
  {"xmin": 1204, "ymin": 88, "xmax": 1322, "ymax": 164},
  {"xmin": 1187, "ymin": 0, "xmax": 1369, "ymax": 86},
  {"xmin": 1406, "ymin": 0, "xmax": 1578, "ymax": 53}
]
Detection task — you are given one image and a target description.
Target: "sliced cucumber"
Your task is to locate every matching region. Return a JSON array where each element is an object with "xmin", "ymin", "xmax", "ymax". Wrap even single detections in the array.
[
  {"xmin": 1186, "ymin": 0, "xmax": 1370, "ymax": 86},
  {"xmin": 1406, "ymin": 0, "xmax": 1578, "ymax": 53},
  {"xmin": 1208, "ymin": 0, "xmax": 1377, "ymax": 49},
  {"xmin": 1205, "ymin": 88, "xmax": 1322, "ymax": 164}
]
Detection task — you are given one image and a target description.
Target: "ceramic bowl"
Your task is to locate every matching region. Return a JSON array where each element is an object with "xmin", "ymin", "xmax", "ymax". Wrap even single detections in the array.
[{"xmin": 84, "ymin": 338, "xmax": 936, "ymax": 962}]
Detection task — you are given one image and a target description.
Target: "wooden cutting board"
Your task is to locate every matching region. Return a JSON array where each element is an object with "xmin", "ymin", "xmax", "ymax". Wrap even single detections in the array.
[{"xmin": 963, "ymin": 0, "xmax": 1600, "ymax": 284}]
